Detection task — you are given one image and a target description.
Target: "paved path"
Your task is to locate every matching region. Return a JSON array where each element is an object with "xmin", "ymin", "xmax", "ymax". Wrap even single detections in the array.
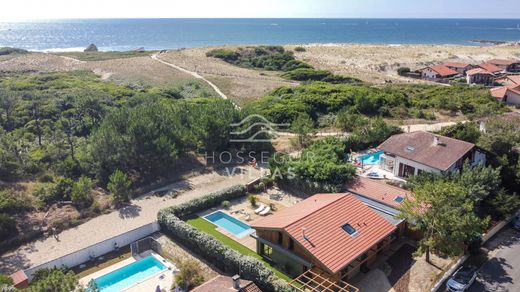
[
  {"xmin": 0, "ymin": 166, "xmax": 264, "ymax": 274},
  {"xmin": 469, "ymin": 227, "xmax": 520, "ymax": 292},
  {"xmin": 151, "ymin": 53, "xmax": 230, "ymax": 101}
]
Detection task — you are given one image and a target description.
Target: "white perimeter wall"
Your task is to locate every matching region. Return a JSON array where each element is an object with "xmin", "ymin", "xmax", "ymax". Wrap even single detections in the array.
[{"xmin": 24, "ymin": 221, "xmax": 160, "ymax": 280}]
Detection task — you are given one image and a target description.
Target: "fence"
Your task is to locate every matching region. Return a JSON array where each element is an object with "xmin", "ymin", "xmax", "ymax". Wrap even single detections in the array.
[
  {"xmin": 130, "ymin": 236, "xmax": 162, "ymax": 256},
  {"xmin": 24, "ymin": 221, "xmax": 160, "ymax": 280}
]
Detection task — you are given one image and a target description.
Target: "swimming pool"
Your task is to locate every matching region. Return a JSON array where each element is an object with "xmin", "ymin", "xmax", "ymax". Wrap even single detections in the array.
[
  {"xmin": 204, "ymin": 210, "xmax": 253, "ymax": 238},
  {"xmin": 93, "ymin": 256, "xmax": 166, "ymax": 292},
  {"xmin": 358, "ymin": 151, "xmax": 383, "ymax": 165}
]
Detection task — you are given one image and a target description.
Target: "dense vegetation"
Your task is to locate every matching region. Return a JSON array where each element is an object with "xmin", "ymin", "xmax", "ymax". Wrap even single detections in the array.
[
  {"xmin": 0, "ymin": 47, "xmax": 28, "ymax": 56},
  {"xmin": 27, "ymin": 268, "xmax": 79, "ymax": 292},
  {"xmin": 0, "ymin": 71, "xmax": 244, "ymax": 243},
  {"xmin": 206, "ymin": 46, "xmax": 360, "ymax": 83},
  {"xmin": 401, "ymin": 163, "xmax": 520, "ymax": 262},
  {"xmin": 439, "ymin": 116, "xmax": 520, "ymax": 194},
  {"xmin": 246, "ymin": 82, "xmax": 503, "ymax": 126},
  {"xmin": 270, "ymin": 137, "xmax": 356, "ymax": 193}
]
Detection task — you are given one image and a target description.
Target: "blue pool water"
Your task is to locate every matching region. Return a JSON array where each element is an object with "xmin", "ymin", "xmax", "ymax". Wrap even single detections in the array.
[
  {"xmin": 204, "ymin": 211, "xmax": 253, "ymax": 238},
  {"xmin": 358, "ymin": 151, "xmax": 383, "ymax": 165},
  {"xmin": 93, "ymin": 256, "xmax": 166, "ymax": 292}
]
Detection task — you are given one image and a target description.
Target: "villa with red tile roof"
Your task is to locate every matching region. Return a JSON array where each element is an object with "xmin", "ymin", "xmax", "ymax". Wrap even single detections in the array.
[
  {"xmin": 250, "ymin": 193, "xmax": 401, "ymax": 283},
  {"xmin": 466, "ymin": 67, "xmax": 495, "ymax": 85},
  {"xmin": 478, "ymin": 63, "xmax": 504, "ymax": 75},
  {"xmin": 377, "ymin": 131, "xmax": 486, "ymax": 178},
  {"xmin": 487, "ymin": 59, "xmax": 520, "ymax": 73},
  {"xmin": 491, "ymin": 84, "xmax": 520, "ymax": 106},
  {"xmin": 417, "ymin": 65, "xmax": 459, "ymax": 80},
  {"xmin": 442, "ymin": 62, "xmax": 473, "ymax": 74}
]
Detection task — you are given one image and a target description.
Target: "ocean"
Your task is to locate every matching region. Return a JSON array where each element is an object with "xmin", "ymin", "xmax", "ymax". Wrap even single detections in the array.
[{"xmin": 1, "ymin": 18, "xmax": 519, "ymax": 52}]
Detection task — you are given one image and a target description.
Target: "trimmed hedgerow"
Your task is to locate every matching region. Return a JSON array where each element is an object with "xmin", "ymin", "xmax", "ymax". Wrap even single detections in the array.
[
  {"xmin": 162, "ymin": 185, "xmax": 247, "ymax": 219},
  {"xmin": 157, "ymin": 185, "xmax": 291, "ymax": 292}
]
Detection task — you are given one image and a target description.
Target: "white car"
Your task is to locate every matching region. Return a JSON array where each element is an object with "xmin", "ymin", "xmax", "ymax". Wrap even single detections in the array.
[{"xmin": 446, "ymin": 266, "xmax": 477, "ymax": 292}]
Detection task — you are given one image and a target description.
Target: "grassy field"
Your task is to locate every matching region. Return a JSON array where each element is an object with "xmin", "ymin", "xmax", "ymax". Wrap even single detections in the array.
[
  {"xmin": 186, "ymin": 216, "xmax": 293, "ymax": 282},
  {"xmin": 55, "ymin": 51, "xmax": 156, "ymax": 61}
]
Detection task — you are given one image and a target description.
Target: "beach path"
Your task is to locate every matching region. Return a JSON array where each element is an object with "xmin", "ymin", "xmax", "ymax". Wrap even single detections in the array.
[
  {"xmin": 151, "ymin": 53, "xmax": 230, "ymax": 101},
  {"xmin": 0, "ymin": 166, "xmax": 264, "ymax": 274}
]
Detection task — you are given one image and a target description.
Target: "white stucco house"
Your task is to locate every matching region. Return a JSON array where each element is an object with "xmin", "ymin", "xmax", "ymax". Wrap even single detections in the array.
[{"xmin": 377, "ymin": 131, "xmax": 487, "ymax": 178}]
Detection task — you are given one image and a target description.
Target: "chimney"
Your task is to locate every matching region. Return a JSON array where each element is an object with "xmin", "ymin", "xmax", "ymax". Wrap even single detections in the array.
[
  {"xmin": 232, "ymin": 274, "xmax": 241, "ymax": 290},
  {"xmin": 479, "ymin": 120, "xmax": 486, "ymax": 133},
  {"xmin": 302, "ymin": 227, "xmax": 308, "ymax": 240},
  {"xmin": 433, "ymin": 135, "xmax": 440, "ymax": 146}
]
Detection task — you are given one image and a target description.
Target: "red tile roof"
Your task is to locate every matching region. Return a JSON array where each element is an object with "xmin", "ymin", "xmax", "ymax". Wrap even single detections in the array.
[
  {"xmin": 488, "ymin": 59, "xmax": 517, "ymax": 66},
  {"xmin": 252, "ymin": 194, "xmax": 396, "ymax": 274},
  {"xmin": 466, "ymin": 68, "xmax": 494, "ymax": 76},
  {"xmin": 346, "ymin": 176, "xmax": 412, "ymax": 208},
  {"xmin": 496, "ymin": 75, "xmax": 520, "ymax": 85},
  {"xmin": 428, "ymin": 65, "xmax": 459, "ymax": 77},
  {"xmin": 478, "ymin": 63, "xmax": 503, "ymax": 74},
  {"xmin": 377, "ymin": 131, "xmax": 475, "ymax": 171},
  {"xmin": 491, "ymin": 85, "xmax": 520, "ymax": 100},
  {"xmin": 192, "ymin": 276, "xmax": 262, "ymax": 292},
  {"xmin": 442, "ymin": 62, "xmax": 470, "ymax": 69}
]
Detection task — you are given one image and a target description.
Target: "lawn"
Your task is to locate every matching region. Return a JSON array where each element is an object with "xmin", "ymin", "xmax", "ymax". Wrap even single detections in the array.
[{"xmin": 186, "ymin": 217, "xmax": 293, "ymax": 282}]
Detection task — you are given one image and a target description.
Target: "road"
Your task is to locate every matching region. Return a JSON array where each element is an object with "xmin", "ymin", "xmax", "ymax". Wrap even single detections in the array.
[{"xmin": 469, "ymin": 227, "xmax": 520, "ymax": 292}]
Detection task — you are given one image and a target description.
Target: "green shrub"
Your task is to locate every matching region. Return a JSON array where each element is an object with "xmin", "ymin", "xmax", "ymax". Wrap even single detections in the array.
[
  {"xmin": 0, "ymin": 190, "xmax": 29, "ymax": 214},
  {"xmin": 281, "ymin": 68, "xmax": 332, "ymax": 81},
  {"xmin": 206, "ymin": 49, "xmax": 239, "ymax": 63},
  {"xmin": 248, "ymin": 195, "xmax": 257, "ymax": 206},
  {"xmin": 0, "ymin": 213, "xmax": 17, "ymax": 238},
  {"xmin": 173, "ymin": 259, "xmax": 205, "ymax": 290},
  {"xmin": 0, "ymin": 274, "xmax": 13, "ymax": 285},
  {"xmin": 0, "ymin": 47, "xmax": 28, "ymax": 56},
  {"xmin": 221, "ymin": 200, "xmax": 231, "ymax": 209},
  {"xmin": 294, "ymin": 46, "xmax": 306, "ymax": 52},
  {"xmin": 29, "ymin": 268, "xmax": 79, "ymax": 292},
  {"xmin": 397, "ymin": 67, "xmax": 411, "ymax": 76}
]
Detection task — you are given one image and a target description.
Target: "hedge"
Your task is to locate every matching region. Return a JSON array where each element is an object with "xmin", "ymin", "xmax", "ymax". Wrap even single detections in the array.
[{"xmin": 157, "ymin": 185, "xmax": 292, "ymax": 292}]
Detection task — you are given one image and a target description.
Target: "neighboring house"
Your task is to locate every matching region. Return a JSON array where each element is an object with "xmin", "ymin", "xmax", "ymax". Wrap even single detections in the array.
[
  {"xmin": 495, "ymin": 75, "xmax": 520, "ymax": 86},
  {"xmin": 192, "ymin": 275, "xmax": 262, "ymax": 292},
  {"xmin": 418, "ymin": 65, "xmax": 459, "ymax": 80},
  {"xmin": 251, "ymin": 193, "xmax": 399, "ymax": 282},
  {"xmin": 491, "ymin": 85, "xmax": 520, "ymax": 106},
  {"xmin": 377, "ymin": 131, "xmax": 487, "ymax": 178},
  {"xmin": 442, "ymin": 62, "xmax": 473, "ymax": 74},
  {"xmin": 487, "ymin": 59, "xmax": 520, "ymax": 73},
  {"xmin": 478, "ymin": 63, "xmax": 504, "ymax": 75},
  {"xmin": 466, "ymin": 68, "xmax": 495, "ymax": 85}
]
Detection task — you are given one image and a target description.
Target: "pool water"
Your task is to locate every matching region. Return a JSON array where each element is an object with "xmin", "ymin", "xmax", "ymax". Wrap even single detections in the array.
[
  {"xmin": 93, "ymin": 256, "xmax": 166, "ymax": 292},
  {"xmin": 204, "ymin": 211, "xmax": 253, "ymax": 238},
  {"xmin": 358, "ymin": 151, "xmax": 383, "ymax": 165}
]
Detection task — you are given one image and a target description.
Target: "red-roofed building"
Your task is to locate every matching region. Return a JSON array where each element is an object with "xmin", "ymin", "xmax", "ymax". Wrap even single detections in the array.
[
  {"xmin": 418, "ymin": 65, "xmax": 459, "ymax": 80},
  {"xmin": 491, "ymin": 84, "xmax": 520, "ymax": 106},
  {"xmin": 478, "ymin": 63, "xmax": 504, "ymax": 75},
  {"xmin": 495, "ymin": 75, "xmax": 520, "ymax": 86},
  {"xmin": 442, "ymin": 62, "xmax": 473, "ymax": 74},
  {"xmin": 487, "ymin": 59, "xmax": 520, "ymax": 72},
  {"xmin": 251, "ymin": 193, "xmax": 399, "ymax": 282},
  {"xmin": 466, "ymin": 68, "xmax": 495, "ymax": 85}
]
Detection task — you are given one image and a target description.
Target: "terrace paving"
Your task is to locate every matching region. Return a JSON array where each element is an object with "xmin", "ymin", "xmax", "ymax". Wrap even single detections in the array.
[{"xmin": 0, "ymin": 166, "xmax": 265, "ymax": 274}]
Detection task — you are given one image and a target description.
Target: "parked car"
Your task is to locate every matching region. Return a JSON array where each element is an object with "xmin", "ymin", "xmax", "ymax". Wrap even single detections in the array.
[
  {"xmin": 446, "ymin": 266, "xmax": 477, "ymax": 291},
  {"xmin": 513, "ymin": 215, "xmax": 520, "ymax": 231}
]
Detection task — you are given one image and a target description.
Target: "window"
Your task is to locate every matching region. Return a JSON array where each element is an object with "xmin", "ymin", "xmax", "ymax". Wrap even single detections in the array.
[
  {"xmin": 262, "ymin": 243, "xmax": 273, "ymax": 259},
  {"xmin": 289, "ymin": 238, "xmax": 294, "ymax": 250},
  {"xmin": 277, "ymin": 231, "xmax": 283, "ymax": 245},
  {"xmin": 394, "ymin": 196, "xmax": 404, "ymax": 203},
  {"xmin": 341, "ymin": 223, "xmax": 358, "ymax": 236}
]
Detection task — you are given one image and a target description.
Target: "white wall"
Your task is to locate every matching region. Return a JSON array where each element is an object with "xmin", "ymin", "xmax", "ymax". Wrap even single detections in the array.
[
  {"xmin": 392, "ymin": 155, "xmax": 441, "ymax": 177},
  {"xmin": 24, "ymin": 221, "xmax": 160, "ymax": 280},
  {"xmin": 420, "ymin": 68, "xmax": 438, "ymax": 79},
  {"xmin": 505, "ymin": 90, "xmax": 520, "ymax": 106}
]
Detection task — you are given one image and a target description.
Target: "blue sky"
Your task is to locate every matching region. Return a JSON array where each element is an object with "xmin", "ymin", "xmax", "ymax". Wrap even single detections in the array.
[{"xmin": 2, "ymin": 0, "xmax": 520, "ymax": 20}]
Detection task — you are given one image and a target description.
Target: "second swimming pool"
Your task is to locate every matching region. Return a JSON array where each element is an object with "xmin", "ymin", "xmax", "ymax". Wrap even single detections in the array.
[{"xmin": 204, "ymin": 210, "xmax": 253, "ymax": 238}]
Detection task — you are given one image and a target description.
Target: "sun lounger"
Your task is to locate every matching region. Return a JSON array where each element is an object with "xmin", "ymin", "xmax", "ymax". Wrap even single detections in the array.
[
  {"xmin": 254, "ymin": 204, "xmax": 266, "ymax": 214},
  {"xmin": 259, "ymin": 206, "xmax": 271, "ymax": 216}
]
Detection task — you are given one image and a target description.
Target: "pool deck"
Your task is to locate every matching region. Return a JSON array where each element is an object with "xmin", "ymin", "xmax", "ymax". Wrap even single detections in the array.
[{"xmin": 79, "ymin": 251, "xmax": 177, "ymax": 292}]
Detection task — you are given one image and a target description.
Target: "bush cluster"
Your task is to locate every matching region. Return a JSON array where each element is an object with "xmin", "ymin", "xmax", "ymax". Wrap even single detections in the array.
[{"xmin": 158, "ymin": 185, "xmax": 291, "ymax": 291}]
